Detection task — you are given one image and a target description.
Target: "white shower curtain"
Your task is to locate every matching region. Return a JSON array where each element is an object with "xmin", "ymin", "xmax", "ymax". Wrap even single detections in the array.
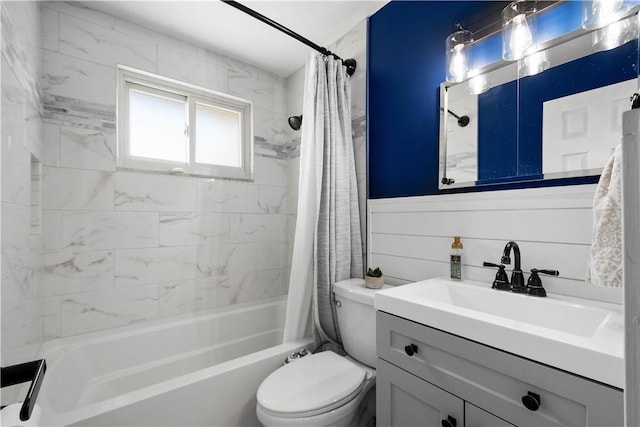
[{"xmin": 282, "ymin": 54, "xmax": 363, "ymax": 343}]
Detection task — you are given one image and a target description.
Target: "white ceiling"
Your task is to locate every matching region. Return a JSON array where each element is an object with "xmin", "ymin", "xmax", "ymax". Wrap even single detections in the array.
[{"xmin": 86, "ymin": 1, "xmax": 388, "ymax": 77}]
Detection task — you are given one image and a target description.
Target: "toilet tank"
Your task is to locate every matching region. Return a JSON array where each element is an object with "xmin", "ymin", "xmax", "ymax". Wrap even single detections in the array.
[{"xmin": 333, "ymin": 279, "xmax": 392, "ymax": 368}]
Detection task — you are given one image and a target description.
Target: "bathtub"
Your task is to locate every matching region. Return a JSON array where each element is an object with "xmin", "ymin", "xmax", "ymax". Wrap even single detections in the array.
[{"xmin": 35, "ymin": 296, "xmax": 312, "ymax": 426}]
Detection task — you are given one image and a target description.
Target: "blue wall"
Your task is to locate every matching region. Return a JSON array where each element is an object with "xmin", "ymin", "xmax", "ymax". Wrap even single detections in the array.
[
  {"xmin": 368, "ymin": 1, "xmax": 492, "ymax": 199},
  {"xmin": 367, "ymin": 1, "xmax": 637, "ymax": 198}
]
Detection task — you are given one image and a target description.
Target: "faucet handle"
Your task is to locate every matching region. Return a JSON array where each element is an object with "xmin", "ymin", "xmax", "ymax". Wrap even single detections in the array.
[
  {"xmin": 483, "ymin": 261, "xmax": 503, "ymax": 269},
  {"xmin": 526, "ymin": 269, "xmax": 559, "ymax": 297},
  {"xmin": 535, "ymin": 269, "xmax": 559, "ymax": 276},
  {"xmin": 483, "ymin": 262, "xmax": 511, "ymax": 291}
]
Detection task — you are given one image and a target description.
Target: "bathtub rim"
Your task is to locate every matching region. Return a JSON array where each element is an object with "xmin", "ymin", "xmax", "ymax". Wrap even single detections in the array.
[
  {"xmin": 37, "ymin": 296, "xmax": 303, "ymax": 426},
  {"xmin": 44, "ymin": 338, "xmax": 313, "ymax": 426}
]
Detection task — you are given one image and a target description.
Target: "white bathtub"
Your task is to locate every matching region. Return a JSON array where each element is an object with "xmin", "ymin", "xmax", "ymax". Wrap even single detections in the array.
[{"xmin": 36, "ymin": 296, "xmax": 312, "ymax": 426}]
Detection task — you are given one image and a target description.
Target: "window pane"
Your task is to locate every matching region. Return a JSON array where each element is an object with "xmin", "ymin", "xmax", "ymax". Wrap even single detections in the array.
[
  {"xmin": 129, "ymin": 89, "xmax": 187, "ymax": 163},
  {"xmin": 195, "ymin": 103, "xmax": 242, "ymax": 168}
]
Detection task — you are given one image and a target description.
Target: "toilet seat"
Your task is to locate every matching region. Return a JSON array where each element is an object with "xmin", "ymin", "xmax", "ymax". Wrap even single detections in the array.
[{"xmin": 257, "ymin": 351, "xmax": 367, "ymax": 418}]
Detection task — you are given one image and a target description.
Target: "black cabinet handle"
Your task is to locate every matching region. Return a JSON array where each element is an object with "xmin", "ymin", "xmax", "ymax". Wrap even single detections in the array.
[
  {"xmin": 522, "ymin": 391, "xmax": 541, "ymax": 411},
  {"xmin": 441, "ymin": 415, "xmax": 457, "ymax": 427},
  {"xmin": 404, "ymin": 343, "xmax": 418, "ymax": 356}
]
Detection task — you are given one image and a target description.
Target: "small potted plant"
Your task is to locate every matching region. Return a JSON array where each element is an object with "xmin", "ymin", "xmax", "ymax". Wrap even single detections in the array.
[{"xmin": 365, "ymin": 267, "xmax": 384, "ymax": 289}]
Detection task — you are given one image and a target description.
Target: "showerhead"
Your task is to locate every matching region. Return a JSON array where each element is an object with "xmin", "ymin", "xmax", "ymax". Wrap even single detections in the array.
[
  {"xmin": 457, "ymin": 115, "xmax": 470, "ymax": 127},
  {"xmin": 440, "ymin": 108, "xmax": 470, "ymax": 127},
  {"xmin": 288, "ymin": 115, "xmax": 302, "ymax": 131}
]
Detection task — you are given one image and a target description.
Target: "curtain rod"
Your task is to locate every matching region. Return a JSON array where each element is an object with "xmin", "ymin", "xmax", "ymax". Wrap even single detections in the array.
[{"xmin": 221, "ymin": 0, "xmax": 357, "ymax": 76}]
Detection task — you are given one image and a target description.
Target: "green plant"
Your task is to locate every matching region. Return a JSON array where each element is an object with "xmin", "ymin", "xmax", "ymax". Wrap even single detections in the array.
[{"xmin": 366, "ymin": 267, "xmax": 383, "ymax": 277}]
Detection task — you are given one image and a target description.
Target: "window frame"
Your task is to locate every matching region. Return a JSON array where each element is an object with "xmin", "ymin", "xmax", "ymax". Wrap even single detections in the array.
[{"xmin": 117, "ymin": 66, "xmax": 253, "ymax": 180}]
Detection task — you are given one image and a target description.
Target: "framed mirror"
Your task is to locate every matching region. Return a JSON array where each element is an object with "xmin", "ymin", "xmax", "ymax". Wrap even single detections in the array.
[{"xmin": 439, "ymin": 10, "xmax": 639, "ymax": 189}]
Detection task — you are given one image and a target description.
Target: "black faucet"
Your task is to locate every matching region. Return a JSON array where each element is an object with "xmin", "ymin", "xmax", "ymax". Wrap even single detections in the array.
[
  {"xmin": 501, "ymin": 241, "xmax": 526, "ymax": 293},
  {"xmin": 482, "ymin": 261, "xmax": 511, "ymax": 291},
  {"xmin": 526, "ymin": 268, "xmax": 560, "ymax": 297}
]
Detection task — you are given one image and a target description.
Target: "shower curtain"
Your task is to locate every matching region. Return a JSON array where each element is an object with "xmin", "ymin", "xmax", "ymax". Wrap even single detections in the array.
[{"xmin": 282, "ymin": 54, "xmax": 363, "ymax": 344}]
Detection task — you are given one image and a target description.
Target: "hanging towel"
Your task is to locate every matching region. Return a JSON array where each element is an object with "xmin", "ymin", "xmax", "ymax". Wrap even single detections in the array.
[{"xmin": 586, "ymin": 144, "xmax": 623, "ymax": 288}]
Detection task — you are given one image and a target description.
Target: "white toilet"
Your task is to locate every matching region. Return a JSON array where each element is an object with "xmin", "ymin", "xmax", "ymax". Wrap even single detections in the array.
[{"xmin": 256, "ymin": 278, "xmax": 390, "ymax": 427}]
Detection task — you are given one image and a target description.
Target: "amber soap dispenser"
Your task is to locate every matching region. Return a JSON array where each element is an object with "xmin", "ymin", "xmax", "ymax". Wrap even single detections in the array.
[{"xmin": 450, "ymin": 236, "xmax": 463, "ymax": 280}]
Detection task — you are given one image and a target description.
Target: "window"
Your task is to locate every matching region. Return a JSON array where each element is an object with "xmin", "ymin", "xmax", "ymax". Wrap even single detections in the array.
[{"xmin": 117, "ymin": 66, "xmax": 253, "ymax": 179}]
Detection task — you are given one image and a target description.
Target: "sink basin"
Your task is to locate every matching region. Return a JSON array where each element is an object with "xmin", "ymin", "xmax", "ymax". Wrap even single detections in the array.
[
  {"xmin": 374, "ymin": 277, "xmax": 624, "ymax": 388},
  {"xmin": 417, "ymin": 279, "xmax": 612, "ymax": 338}
]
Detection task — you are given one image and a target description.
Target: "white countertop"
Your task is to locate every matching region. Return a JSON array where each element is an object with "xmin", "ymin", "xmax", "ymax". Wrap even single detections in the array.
[{"xmin": 374, "ymin": 277, "xmax": 624, "ymax": 388}]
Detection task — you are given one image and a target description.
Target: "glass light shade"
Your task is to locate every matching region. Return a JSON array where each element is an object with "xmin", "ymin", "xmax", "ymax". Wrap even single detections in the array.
[
  {"xmin": 446, "ymin": 28, "xmax": 473, "ymax": 83},
  {"xmin": 502, "ymin": 1, "xmax": 538, "ymax": 61},
  {"xmin": 591, "ymin": 13, "xmax": 639, "ymax": 51},
  {"xmin": 518, "ymin": 49, "xmax": 550, "ymax": 77},
  {"xmin": 582, "ymin": 0, "xmax": 627, "ymax": 29}
]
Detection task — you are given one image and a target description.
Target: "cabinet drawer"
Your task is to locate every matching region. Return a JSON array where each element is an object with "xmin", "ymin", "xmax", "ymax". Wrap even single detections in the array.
[
  {"xmin": 466, "ymin": 403, "xmax": 515, "ymax": 427},
  {"xmin": 377, "ymin": 311, "xmax": 623, "ymax": 427}
]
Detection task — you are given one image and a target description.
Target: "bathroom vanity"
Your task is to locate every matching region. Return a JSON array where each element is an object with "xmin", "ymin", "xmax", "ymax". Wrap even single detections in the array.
[{"xmin": 374, "ymin": 278, "xmax": 624, "ymax": 427}]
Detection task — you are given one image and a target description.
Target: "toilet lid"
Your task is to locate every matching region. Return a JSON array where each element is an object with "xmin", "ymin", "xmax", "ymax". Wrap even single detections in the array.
[{"xmin": 257, "ymin": 351, "xmax": 367, "ymax": 418}]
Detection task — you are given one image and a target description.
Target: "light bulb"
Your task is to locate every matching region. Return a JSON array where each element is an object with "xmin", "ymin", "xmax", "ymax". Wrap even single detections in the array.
[
  {"xmin": 449, "ymin": 44, "xmax": 468, "ymax": 82},
  {"xmin": 509, "ymin": 14, "xmax": 533, "ymax": 60},
  {"xmin": 593, "ymin": 0, "xmax": 624, "ymax": 27}
]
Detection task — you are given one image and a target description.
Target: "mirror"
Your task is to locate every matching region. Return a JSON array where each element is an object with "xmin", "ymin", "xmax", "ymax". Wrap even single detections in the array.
[{"xmin": 439, "ymin": 12, "xmax": 639, "ymax": 189}]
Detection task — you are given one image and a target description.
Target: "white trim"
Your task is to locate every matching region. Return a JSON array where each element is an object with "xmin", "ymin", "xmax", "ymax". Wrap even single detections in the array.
[
  {"xmin": 368, "ymin": 184, "xmax": 597, "ymax": 212},
  {"xmin": 116, "ymin": 65, "xmax": 253, "ymax": 180}
]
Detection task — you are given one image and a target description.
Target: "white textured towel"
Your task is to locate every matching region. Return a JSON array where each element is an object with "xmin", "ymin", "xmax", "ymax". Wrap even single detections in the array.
[{"xmin": 587, "ymin": 144, "xmax": 623, "ymax": 288}]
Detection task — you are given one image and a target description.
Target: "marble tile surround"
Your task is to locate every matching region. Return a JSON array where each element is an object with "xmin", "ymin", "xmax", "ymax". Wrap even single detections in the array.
[
  {"xmin": 1, "ymin": 0, "xmax": 44, "ymax": 381},
  {"xmin": 2, "ymin": 0, "xmax": 368, "ymax": 350},
  {"xmin": 34, "ymin": 1, "xmax": 304, "ymax": 340}
]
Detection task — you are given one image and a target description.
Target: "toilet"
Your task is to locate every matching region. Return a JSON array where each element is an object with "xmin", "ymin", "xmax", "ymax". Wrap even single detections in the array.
[{"xmin": 256, "ymin": 278, "xmax": 390, "ymax": 427}]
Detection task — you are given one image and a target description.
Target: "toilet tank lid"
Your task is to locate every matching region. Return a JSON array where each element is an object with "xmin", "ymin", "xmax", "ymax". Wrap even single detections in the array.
[{"xmin": 333, "ymin": 279, "xmax": 393, "ymax": 306}]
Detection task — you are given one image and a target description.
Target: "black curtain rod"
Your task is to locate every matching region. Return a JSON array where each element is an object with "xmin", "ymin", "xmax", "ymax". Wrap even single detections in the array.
[{"xmin": 221, "ymin": 0, "xmax": 357, "ymax": 76}]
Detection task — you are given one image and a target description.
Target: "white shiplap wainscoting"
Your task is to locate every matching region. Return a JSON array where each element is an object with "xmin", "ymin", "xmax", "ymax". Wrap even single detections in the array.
[{"xmin": 368, "ymin": 184, "xmax": 622, "ymax": 305}]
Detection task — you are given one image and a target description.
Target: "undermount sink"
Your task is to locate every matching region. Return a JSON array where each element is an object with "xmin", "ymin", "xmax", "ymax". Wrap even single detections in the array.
[{"xmin": 374, "ymin": 277, "xmax": 624, "ymax": 388}]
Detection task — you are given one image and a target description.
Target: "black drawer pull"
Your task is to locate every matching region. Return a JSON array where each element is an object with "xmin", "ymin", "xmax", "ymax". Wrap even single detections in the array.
[
  {"xmin": 404, "ymin": 343, "xmax": 418, "ymax": 356},
  {"xmin": 441, "ymin": 415, "xmax": 457, "ymax": 427},
  {"xmin": 522, "ymin": 391, "xmax": 540, "ymax": 411}
]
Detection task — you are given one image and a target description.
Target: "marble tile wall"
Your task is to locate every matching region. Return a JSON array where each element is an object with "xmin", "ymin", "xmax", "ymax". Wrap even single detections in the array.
[
  {"xmin": 37, "ymin": 2, "xmax": 291, "ymax": 338},
  {"xmin": 1, "ymin": 0, "xmax": 44, "ymax": 375},
  {"xmin": 1, "ymin": 1, "xmax": 369, "ymax": 360}
]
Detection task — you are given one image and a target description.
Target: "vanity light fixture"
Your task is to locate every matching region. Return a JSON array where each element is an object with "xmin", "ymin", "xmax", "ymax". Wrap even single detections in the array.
[
  {"xmin": 582, "ymin": 0, "xmax": 626, "ymax": 29},
  {"xmin": 518, "ymin": 49, "xmax": 550, "ymax": 77},
  {"xmin": 591, "ymin": 14, "xmax": 638, "ymax": 50},
  {"xmin": 446, "ymin": 24, "xmax": 473, "ymax": 83},
  {"xmin": 502, "ymin": 0, "xmax": 537, "ymax": 61},
  {"xmin": 583, "ymin": 0, "xmax": 639, "ymax": 51}
]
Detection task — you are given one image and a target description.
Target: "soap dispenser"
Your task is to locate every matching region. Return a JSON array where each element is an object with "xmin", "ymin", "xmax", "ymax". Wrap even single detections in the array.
[{"xmin": 450, "ymin": 236, "xmax": 463, "ymax": 280}]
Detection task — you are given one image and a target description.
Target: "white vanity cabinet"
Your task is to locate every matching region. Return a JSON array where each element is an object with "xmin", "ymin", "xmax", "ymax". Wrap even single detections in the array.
[{"xmin": 376, "ymin": 311, "xmax": 623, "ymax": 427}]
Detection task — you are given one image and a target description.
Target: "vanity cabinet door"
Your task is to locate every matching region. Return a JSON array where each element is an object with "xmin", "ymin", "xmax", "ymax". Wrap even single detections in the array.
[
  {"xmin": 465, "ymin": 403, "xmax": 515, "ymax": 427},
  {"xmin": 377, "ymin": 311, "xmax": 623, "ymax": 427},
  {"xmin": 377, "ymin": 358, "xmax": 464, "ymax": 427}
]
